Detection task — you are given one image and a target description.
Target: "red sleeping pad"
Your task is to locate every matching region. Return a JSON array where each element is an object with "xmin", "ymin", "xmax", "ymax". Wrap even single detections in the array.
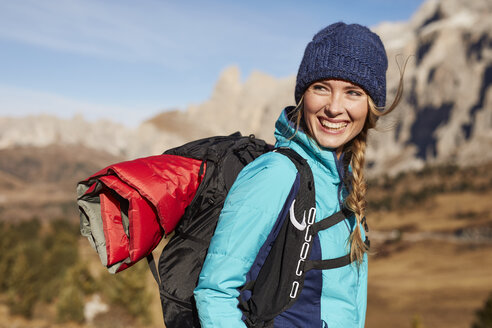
[{"xmin": 77, "ymin": 154, "xmax": 205, "ymax": 273}]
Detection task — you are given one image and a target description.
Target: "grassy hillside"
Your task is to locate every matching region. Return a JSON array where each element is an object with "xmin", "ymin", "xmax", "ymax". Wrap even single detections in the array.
[
  {"xmin": 0, "ymin": 145, "xmax": 123, "ymax": 222},
  {"xmin": 0, "ymin": 161, "xmax": 491, "ymax": 327}
]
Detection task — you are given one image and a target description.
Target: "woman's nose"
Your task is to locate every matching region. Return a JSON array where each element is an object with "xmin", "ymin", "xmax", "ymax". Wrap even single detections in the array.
[{"xmin": 323, "ymin": 92, "xmax": 345, "ymax": 116}]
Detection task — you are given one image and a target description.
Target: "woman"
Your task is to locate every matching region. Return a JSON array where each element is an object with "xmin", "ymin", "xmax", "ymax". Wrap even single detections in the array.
[{"xmin": 194, "ymin": 22, "xmax": 402, "ymax": 328}]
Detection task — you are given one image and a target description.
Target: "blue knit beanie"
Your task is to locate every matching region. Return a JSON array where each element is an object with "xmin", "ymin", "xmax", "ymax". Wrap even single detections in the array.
[{"xmin": 295, "ymin": 22, "xmax": 388, "ymax": 108}]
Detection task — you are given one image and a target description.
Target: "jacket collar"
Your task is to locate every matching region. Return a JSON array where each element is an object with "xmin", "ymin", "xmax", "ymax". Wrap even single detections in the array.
[{"xmin": 274, "ymin": 106, "xmax": 342, "ymax": 181}]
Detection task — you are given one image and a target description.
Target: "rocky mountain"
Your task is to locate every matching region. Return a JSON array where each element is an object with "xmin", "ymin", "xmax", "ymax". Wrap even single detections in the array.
[
  {"xmin": 368, "ymin": 0, "xmax": 492, "ymax": 176},
  {"xmin": 1, "ymin": 0, "xmax": 491, "ymax": 178},
  {"xmin": 147, "ymin": 67, "xmax": 295, "ymax": 144},
  {"xmin": 147, "ymin": 0, "xmax": 492, "ymax": 176},
  {"xmin": 0, "ymin": 114, "xmax": 183, "ymax": 159}
]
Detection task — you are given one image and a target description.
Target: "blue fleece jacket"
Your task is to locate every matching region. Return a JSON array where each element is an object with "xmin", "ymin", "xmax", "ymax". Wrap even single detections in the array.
[{"xmin": 194, "ymin": 108, "xmax": 367, "ymax": 327}]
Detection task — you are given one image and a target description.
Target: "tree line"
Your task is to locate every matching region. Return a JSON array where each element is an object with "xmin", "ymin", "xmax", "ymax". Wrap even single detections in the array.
[{"xmin": 0, "ymin": 218, "xmax": 152, "ymax": 326}]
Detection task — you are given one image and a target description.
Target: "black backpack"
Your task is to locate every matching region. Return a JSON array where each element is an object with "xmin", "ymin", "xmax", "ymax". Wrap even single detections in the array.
[
  {"xmin": 148, "ymin": 132, "xmax": 271, "ymax": 327},
  {"xmin": 148, "ymin": 133, "xmax": 359, "ymax": 327}
]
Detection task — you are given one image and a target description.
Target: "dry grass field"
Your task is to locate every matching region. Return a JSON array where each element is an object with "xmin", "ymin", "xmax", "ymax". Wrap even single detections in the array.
[
  {"xmin": 366, "ymin": 192, "xmax": 492, "ymax": 327},
  {"xmin": 367, "ymin": 239, "xmax": 492, "ymax": 327},
  {"xmin": 365, "ymin": 163, "xmax": 492, "ymax": 328}
]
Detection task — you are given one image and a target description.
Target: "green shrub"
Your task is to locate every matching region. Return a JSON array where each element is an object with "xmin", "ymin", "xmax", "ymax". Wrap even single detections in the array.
[
  {"xmin": 0, "ymin": 223, "xmax": 17, "ymax": 291},
  {"xmin": 6, "ymin": 243, "xmax": 43, "ymax": 318},
  {"xmin": 56, "ymin": 285, "xmax": 85, "ymax": 324},
  {"xmin": 411, "ymin": 315, "xmax": 424, "ymax": 328},
  {"xmin": 56, "ymin": 262, "xmax": 96, "ymax": 324},
  {"xmin": 69, "ymin": 262, "xmax": 98, "ymax": 295},
  {"xmin": 100, "ymin": 261, "xmax": 152, "ymax": 324},
  {"xmin": 0, "ymin": 219, "xmax": 81, "ymax": 318},
  {"xmin": 39, "ymin": 229, "xmax": 79, "ymax": 302},
  {"xmin": 369, "ymin": 195, "xmax": 394, "ymax": 212},
  {"xmin": 472, "ymin": 292, "xmax": 492, "ymax": 328}
]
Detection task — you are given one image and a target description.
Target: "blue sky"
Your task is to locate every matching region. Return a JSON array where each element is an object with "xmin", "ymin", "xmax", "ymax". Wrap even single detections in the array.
[{"xmin": 0, "ymin": 0, "xmax": 425, "ymax": 126}]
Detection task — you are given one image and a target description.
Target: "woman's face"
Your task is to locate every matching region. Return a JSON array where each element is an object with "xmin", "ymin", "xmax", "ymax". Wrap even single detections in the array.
[{"xmin": 303, "ymin": 79, "xmax": 368, "ymax": 155}]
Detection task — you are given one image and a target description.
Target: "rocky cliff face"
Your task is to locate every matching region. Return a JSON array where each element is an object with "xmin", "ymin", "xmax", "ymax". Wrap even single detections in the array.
[
  {"xmin": 369, "ymin": 0, "xmax": 492, "ymax": 176},
  {"xmin": 1, "ymin": 0, "xmax": 491, "ymax": 177},
  {"xmin": 147, "ymin": 66, "xmax": 295, "ymax": 144}
]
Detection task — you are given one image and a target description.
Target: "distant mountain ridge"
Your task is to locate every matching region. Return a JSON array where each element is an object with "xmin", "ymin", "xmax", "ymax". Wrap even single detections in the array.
[
  {"xmin": 0, "ymin": 114, "xmax": 179, "ymax": 159},
  {"xmin": 1, "ymin": 0, "xmax": 491, "ymax": 177}
]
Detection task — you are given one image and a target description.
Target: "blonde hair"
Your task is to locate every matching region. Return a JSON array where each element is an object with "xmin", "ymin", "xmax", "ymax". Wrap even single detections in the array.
[
  {"xmin": 290, "ymin": 69, "xmax": 405, "ymax": 264},
  {"xmin": 345, "ymin": 65, "xmax": 404, "ymax": 264}
]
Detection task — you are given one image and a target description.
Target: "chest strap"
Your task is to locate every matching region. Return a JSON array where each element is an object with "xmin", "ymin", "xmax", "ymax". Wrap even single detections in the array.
[
  {"xmin": 304, "ymin": 238, "xmax": 370, "ymax": 270},
  {"xmin": 309, "ymin": 207, "xmax": 351, "ymax": 235},
  {"xmin": 306, "ymin": 209, "xmax": 370, "ymax": 271}
]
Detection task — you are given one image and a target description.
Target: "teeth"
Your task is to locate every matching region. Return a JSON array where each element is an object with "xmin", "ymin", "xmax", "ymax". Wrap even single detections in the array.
[{"xmin": 321, "ymin": 120, "xmax": 347, "ymax": 129}]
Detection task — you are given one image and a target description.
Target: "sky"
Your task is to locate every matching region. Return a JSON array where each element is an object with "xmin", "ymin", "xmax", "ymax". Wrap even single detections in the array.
[{"xmin": 0, "ymin": 0, "xmax": 425, "ymax": 127}]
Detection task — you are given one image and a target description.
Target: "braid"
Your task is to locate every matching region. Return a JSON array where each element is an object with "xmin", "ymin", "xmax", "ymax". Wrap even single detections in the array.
[
  {"xmin": 291, "ymin": 76, "xmax": 407, "ymax": 265},
  {"xmin": 344, "ymin": 125, "xmax": 370, "ymax": 264}
]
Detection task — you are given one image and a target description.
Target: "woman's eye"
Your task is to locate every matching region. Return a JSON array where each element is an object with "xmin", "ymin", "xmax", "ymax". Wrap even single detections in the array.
[
  {"xmin": 312, "ymin": 84, "xmax": 329, "ymax": 93},
  {"xmin": 347, "ymin": 90, "xmax": 363, "ymax": 96}
]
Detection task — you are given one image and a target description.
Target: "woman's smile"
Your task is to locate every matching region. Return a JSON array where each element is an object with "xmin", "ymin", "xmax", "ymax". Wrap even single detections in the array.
[{"xmin": 319, "ymin": 118, "xmax": 349, "ymax": 132}]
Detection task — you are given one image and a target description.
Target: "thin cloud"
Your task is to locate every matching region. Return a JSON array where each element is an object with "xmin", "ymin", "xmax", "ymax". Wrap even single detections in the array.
[
  {"xmin": 0, "ymin": 1, "xmax": 182, "ymax": 65},
  {"xmin": 0, "ymin": 0, "xmax": 306, "ymax": 71},
  {"xmin": 0, "ymin": 84, "xmax": 149, "ymax": 126}
]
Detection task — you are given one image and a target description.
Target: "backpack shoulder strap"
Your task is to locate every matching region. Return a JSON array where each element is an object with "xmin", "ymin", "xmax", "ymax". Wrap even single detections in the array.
[
  {"xmin": 239, "ymin": 147, "xmax": 317, "ymax": 326},
  {"xmin": 273, "ymin": 147, "xmax": 315, "ymax": 213}
]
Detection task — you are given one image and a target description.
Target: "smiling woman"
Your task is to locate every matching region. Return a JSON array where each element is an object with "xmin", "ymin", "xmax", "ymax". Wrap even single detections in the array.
[{"xmin": 193, "ymin": 22, "xmax": 404, "ymax": 328}]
